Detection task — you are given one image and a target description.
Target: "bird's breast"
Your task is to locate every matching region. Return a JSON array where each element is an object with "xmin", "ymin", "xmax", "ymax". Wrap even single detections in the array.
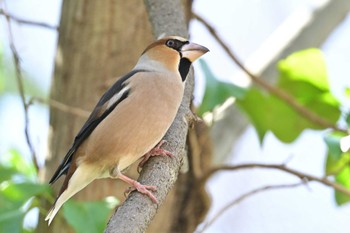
[{"xmin": 82, "ymin": 71, "xmax": 184, "ymax": 172}]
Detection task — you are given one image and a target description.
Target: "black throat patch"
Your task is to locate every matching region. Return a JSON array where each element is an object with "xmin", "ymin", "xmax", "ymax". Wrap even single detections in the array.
[{"xmin": 178, "ymin": 58, "xmax": 192, "ymax": 81}]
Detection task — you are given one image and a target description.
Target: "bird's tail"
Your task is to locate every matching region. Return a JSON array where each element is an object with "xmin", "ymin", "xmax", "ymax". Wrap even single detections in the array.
[{"xmin": 45, "ymin": 163, "xmax": 96, "ymax": 225}]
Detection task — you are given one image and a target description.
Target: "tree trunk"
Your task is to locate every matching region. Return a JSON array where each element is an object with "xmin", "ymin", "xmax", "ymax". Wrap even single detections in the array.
[
  {"xmin": 38, "ymin": 1, "xmax": 211, "ymax": 232},
  {"xmin": 38, "ymin": 1, "xmax": 153, "ymax": 232}
]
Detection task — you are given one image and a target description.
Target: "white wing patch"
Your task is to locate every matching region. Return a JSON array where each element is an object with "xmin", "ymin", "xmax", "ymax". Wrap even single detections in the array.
[{"xmin": 106, "ymin": 86, "xmax": 130, "ymax": 109}]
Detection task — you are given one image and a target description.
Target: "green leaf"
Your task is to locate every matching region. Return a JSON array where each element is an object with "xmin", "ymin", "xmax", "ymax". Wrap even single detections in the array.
[
  {"xmin": 325, "ymin": 152, "xmax": 350, "ymax": 176},
  {"xmin": 1, "ymin": 182, "xmax": 50, "ymax": 203},
  {"xmin": 197, "ymin": 60, "xmax": 246, "ymax": 116},
  {"xmin": 324, "ymin": 133, "xmax": 350, "ymax": 205},
  {"xmin": 238, "ymin": 49, "xmax": 341, "ymax": 143},
  {"xmin": 345, "ymin": 87, "xmax": 350, "ymax": 98},
  {"xmin": 0, "ymin": 207, "xmax": 24, "ymax": 233},
  {"xmin": 324, "ymin": 133, "xmax": 345, "ymax": 161},
  {"xmin": 238, "ymin": 88, "xmax": 316, "ymax": 142},
  {"xmin": 0, "ymin": 150, "xmax": 51, "ymax": 233},
  {"xmin": 277, "ymin": 49, "xmax": 340, "ymax": 124},
  {"xmin": 345, "ymin": 112, "xmax": 350, "ymax": 128},
  {"xmin": 0, "ymin": 182, "xmax": 50, "ymax": 233},
  {"xmin": 63, "ymin": 197, "xmax": 119, "ymax": 233},
  {"xmin": 0, "ymin": 185, "xmax": 28, "ymax": 233},
  {"xmin": 324, "ymin": 132, "xmax": 350, "ymax": 176},
  {"xmin": 236, "ymin": 88, "xmax": 267, "ymax": 142},
  {"xmin": 0, "ymin": 149, "xmax": 37, "ymax": 181},
  {"xmin": 0, "ymin": 165, "xmax": 18, "ymax": 181},
  {"xmin": 278, "ymin": 48, "xmax": 329, "ymax": 92},
  {"xmin": 334, "ymin": 166, "xmax": 350, "ymax": 205}
]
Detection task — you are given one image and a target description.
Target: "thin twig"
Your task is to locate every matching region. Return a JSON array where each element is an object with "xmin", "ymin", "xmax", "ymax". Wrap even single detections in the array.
[
  {"xmin": 196, "ymin": 182, "xmax": 303, "ymax": 233},
  {"xmin": 0, "ymin": 8, "xmax": 58, "ymax": 30},
  {"xmin": 193, "ymin": 13, "xmax": 347, "ymax": 133},
  {"xmin": 201, "ymin": 163, "xmax": 350, "ymax": 197},
  {"xmin": 4, "ymin": 8, "xmax": 39, "ymax": 171},
  {"xmin": 29, "ymin": 97, "xmax": 90, "ymax": 118}
]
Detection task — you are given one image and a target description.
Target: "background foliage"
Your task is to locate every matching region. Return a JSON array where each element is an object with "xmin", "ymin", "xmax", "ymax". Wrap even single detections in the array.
[{"xmin": 1, "ymin": 0, "xmax": 350, "ymax": 232}]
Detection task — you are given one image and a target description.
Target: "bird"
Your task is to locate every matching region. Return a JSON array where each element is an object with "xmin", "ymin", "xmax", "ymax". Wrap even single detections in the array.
[{"xmin": 45, "ymin": 36, "xmax": 209, "ymax": 225}]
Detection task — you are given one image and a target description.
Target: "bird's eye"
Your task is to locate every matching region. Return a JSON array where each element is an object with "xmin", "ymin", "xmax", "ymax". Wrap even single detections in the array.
[{"xmin": 166, "ymin": 39, "xmax": 175, "ymax": 47}]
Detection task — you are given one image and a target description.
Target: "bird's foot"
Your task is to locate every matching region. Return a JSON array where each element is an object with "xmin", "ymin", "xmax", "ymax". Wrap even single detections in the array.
[
  {"xmin": 124, "ymin": 183, "xmax": 158, "ymax": 203},
  {"xmin": 137, "ymin": 140, "xmax": 174, "ymax": 172},
  {"xmin": 118, "ymin": 173, "xmax": 158, "ymax": 204}
]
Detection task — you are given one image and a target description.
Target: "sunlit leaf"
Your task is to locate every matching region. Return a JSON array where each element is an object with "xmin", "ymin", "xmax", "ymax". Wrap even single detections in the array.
[
  {"xmin": 345, "ymin": 87, "xmax": 350, "ymax": 98},
  {"xmin": 277, "ymin": 49, "xmax": 340, "ymax": 124},
  {"xmin": 278, "ymin": 48, "xmax": 329, "ymax": 92},
  {"xmin": 63, "ymin": 197, "xmax": 119, "ymax": 233},
  {"xmin": 197, "ymin": 60, "xmax": 246, "ymax": 116},
  {"xmin": 325, "ymin": 152, "xmax": 350, "ymax": 176},
  {"xmin": 334, "ymin": 166, "xmax": 350, "ymax": 205},
  {"xmin": 238, "ymin": 49, "xmax": 341, "ymax": 143}
]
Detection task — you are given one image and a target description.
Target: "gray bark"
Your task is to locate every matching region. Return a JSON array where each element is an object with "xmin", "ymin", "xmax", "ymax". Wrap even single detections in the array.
[{"xmin": 104, "ymin": 0, "xmax": 193, "ymax": 232}]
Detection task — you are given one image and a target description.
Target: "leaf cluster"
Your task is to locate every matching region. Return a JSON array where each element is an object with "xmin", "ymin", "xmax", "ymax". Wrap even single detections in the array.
[{"xmin": 198, "ymin": 48, "xmax": 350, "ymax": 205}]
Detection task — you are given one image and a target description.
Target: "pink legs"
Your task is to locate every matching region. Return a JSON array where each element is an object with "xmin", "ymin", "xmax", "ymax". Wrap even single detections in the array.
[
  {"xmin": 118, "ymin": 173, "xmax": 158, "ymax": 204},
  {"xmin": 137, "ymin": 140, "xmax": 174, "ymax": 172},
  {"xmin": 110, "ymin": 167, "xmax": 158, "ymax": 204},
  {"xmin": 110, "ymin": 140, "xmax": 174, "ymax": 203}
]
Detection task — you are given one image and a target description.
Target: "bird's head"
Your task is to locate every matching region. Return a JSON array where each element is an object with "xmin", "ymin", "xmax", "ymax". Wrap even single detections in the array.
[{"xmin": 136, "ymin": 36, "xmax": 209, "ymax": 81}]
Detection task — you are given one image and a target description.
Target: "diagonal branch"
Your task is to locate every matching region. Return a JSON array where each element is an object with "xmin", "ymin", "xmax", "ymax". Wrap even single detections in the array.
[
  {"xmin": 197, "ymin": 161, "xmax": 350, "ymax": 232},
  {"xmin": 29, "ymin": 97, "xmax": 90, "ymax": 118},
  {"xmin": 0, "ymin": 8, "xmax": 58, "ymax": 30},
  {"xmin": 196, "ymin": 182, "xmax": 304, "ymax": 233},
  {"xmin": 193, "ymin": 13, "xmax": 347, "ymax": 133},
  {"xmin": 3, "ymin": 8, "xmax": 39, "ymax": 171},
  {"xmin": 201, "ymin": 163, "xmax": 350, "ymax": 197}
]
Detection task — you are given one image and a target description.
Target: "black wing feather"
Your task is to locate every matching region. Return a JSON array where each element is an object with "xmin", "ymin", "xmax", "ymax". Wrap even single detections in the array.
[{"xmin": 49, "ymin": 69, "xmax": 145, "ymax": 184}]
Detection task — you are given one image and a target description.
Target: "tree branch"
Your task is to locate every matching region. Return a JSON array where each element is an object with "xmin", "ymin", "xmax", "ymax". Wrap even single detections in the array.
[
  {"xmin": 104, "ymin": 0, "xmax": 192, "ymax": 232},
  {"xmin": 29, "ymin": 97, "xmax": 90, "ymax": 118},
  {"xmin": 196, "ymin": 182, "xmax": 304, "ymax": 233},
  {"xmin": 0, "ymin": 8, "xmax": 58, "ymax": 30},
  {"xmin": 193, "ymin": 13, "xmax": 347, "ymax": 133},
  {"xmin": 201, "ymin": 163, "xmax": 350, "ymax": 197},
  {"xmin": 3, "ymin": 7, "xmax": 39, "ymax": 171}
]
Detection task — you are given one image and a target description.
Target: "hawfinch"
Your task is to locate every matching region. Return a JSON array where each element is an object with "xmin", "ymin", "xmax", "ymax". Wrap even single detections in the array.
[{"xmin": 45, "ymin": 36, "xmax": 209, "ymax": 225}]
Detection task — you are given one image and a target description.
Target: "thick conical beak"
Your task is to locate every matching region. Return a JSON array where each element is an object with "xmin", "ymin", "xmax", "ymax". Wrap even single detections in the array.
[{"xmin": 181, "ymin": 42, "xmax": 209, "ymax": 62}]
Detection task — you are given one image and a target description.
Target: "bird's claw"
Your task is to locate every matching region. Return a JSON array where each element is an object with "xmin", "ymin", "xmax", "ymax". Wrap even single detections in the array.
[
  {"xmin": 124, "ymin": 182, "xmax": 158, "ymax": 204},
  {"xmin": 137, "ymin": 140, "xmax": 174, "ymax": 173}
]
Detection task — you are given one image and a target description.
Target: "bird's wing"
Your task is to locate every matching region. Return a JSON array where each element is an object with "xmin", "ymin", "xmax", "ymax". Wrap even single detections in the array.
[{"xmin": 49, "ymin": 69, "xmax": 147, "ymax": 184}]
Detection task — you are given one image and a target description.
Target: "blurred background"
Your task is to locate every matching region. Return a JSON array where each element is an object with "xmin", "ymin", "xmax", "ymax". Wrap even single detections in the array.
[{"xmin": 1, "ymin": 0, "xmax": 350, "ymax": 232}]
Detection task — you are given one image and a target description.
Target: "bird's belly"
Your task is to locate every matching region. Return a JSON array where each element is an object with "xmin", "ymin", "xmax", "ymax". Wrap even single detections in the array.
[{"xmin": 82, "ymin": 94, "xmax": 179, "ymax": 170}]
